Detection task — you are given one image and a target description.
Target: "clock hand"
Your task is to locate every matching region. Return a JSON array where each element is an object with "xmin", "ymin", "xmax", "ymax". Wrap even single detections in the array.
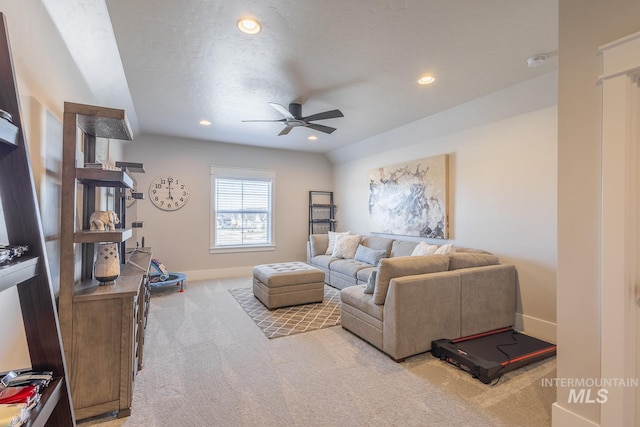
[{"xmin": 167, "ymin": 178, "xmax": 174, "ymax": 200}]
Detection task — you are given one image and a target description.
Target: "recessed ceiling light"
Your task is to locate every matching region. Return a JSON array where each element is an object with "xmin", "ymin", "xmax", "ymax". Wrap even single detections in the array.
[
  {"xmin": 308, "ymin": 135, "xmax": 318, "ymax": 141},
  {"xmin": 199, "ymin": 119, "xmax": 212, "ymax": 126},
  {"xmin": 417, "ymin": 75, "xmax": 435, "ymax": 85},
  {"xmin": 237, "ymin": 17, "xmax": 261, "ymax": 35},
  {"xmin": 526, "ymin": 54, "xmax": 548, "ymax": 67}
]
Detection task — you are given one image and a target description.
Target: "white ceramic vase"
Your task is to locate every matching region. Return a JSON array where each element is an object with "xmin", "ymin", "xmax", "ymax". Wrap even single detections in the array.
[{"xmin": 94, "ymin": 242, "xmax": 120, "ymax": 285}]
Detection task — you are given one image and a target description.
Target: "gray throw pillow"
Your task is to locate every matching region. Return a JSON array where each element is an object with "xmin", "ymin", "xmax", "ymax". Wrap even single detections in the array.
[
  {"xmin": 364, "ymin": 270, "xmax": 377, "ymax": 294},
  {"xmin": 354, "ymin": 244, "xmax": 388, "ymax": 266}
]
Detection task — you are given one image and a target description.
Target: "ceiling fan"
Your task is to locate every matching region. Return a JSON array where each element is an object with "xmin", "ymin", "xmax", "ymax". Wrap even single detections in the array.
[{"xmin": 243, "ymin": 102, "xmax": 344, "ymax": 136}]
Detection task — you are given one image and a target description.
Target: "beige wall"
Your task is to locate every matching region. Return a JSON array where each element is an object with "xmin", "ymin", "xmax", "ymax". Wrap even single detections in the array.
[
  {"xmin": 123, "ymin": 134, "xmax": 333, "ymax": 278},
  {"xmin": 0, "ymin": 0, "xmax": 98, "ymax": 371},
  {"xmin": 332, "ymin": 72, "xmax": 558, "ymax": 342},
  {"xmin": 556, "ymin": 0, "xmax": 640, "ymax": 425}
]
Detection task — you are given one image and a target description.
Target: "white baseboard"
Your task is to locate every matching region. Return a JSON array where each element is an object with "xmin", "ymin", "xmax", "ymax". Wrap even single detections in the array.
[
  {"xmin": 182, "ymin": 266, "xmax": 253, "ymax": 281},
  {"xmin": 514, "ymin": 312, "xmax": 557, "ymax": 344},
  {"xmin": 552, "ymin": 402, "xmax": 599, "ymax": 427}
]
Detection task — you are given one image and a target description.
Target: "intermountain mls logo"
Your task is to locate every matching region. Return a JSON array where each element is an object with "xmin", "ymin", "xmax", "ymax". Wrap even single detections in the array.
[{"xmin": 541, "ymin": 377, "xmax": 639, "ymax": 404}]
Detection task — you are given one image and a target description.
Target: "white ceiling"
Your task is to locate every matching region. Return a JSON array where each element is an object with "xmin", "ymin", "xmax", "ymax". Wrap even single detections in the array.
[{"xmin": 43, "ymin": 0, "xmax": 558, "ymax": 154}]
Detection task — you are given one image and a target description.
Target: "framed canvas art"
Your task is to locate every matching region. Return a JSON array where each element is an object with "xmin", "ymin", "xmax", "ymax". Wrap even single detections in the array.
[{"xmin": 368, "ymin": 154, "xmax": 448, "ymax": 238}]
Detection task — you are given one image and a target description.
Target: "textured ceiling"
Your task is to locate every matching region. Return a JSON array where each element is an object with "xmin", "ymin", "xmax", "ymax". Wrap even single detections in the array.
[{"xmin": 44, "ymin": 0, "xmax": 558, "ymax": 153}]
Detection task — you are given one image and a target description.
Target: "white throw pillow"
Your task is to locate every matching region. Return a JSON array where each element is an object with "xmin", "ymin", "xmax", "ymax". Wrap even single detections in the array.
[
  {"xmin": 325, "ymin": 231, "xmax": 350, "ymax": 255},
  {"xmin": 411, "ymin": 241, "xmax": 439, "ymax": 256},
  {"xmin": 332, "ymin": 234, "xmax": 362, "ymax": 259},
  {"xmin": 434, "ymin": 243, "xmax": 455, "ymax": 254}
]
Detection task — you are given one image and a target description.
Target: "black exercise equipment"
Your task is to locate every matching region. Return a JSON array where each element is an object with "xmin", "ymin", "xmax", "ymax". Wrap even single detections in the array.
[{"xmin": 431, "ymin": 327, "xmax": 556, "ymax": 384}]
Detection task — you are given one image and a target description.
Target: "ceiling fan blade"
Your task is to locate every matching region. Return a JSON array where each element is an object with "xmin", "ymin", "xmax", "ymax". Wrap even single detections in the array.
[
  {"xmin": 302, "ymin": 109, "xmax": 344, "ymax": 122},
  {"xmin": 242, "ymin": 119, "xmax": 287, "ymax": 122},
  {"xmin": 269, "ymin": 103, "xmax": 296, "ymax": 120},
  {"xmin": 306, "ymin": 123, "xmax": 337, "ymax": 134},
  {"xmin": 278, "ymin": 126, "xmax": 293, "ymax": 136}
]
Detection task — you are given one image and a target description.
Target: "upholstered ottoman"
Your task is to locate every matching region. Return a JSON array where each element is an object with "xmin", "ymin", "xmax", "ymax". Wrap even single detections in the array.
[{"xmin": 253, "ymin": 262, "xmax": 325, "ymax": 309}]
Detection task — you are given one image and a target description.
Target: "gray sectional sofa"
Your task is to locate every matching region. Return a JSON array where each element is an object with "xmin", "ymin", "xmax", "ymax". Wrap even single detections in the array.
[{"xmin": 306, "ymin": 233, "xmax": 517, "ymax": 361}]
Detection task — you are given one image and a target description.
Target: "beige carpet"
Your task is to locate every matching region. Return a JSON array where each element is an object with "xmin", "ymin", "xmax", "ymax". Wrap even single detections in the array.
[
  {"xmin": 79, "ymin": 277, "xmax": 557, "ymax": 427},
  {"xmin": 228, "ymin": 285, "xmax": 340, "ymax": 338}
]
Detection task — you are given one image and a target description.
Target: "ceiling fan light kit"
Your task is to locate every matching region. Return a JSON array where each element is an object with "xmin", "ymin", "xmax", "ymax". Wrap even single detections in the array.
[
  {"xmin": 236, "ymin": 17, "xmax": 262, "ymax": 34},
  {"xmin": 243, "ymin": 102, "xmax": 344, "ymax": 136}
]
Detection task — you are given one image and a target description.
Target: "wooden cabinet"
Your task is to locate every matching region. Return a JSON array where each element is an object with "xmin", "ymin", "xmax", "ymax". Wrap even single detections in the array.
[
  {"xmin": 121, "ymin": 248, "xmax": 152, "ymax": 372},
  {"xmin": 58, "ymin": 102, "xmax": 150, "ymax": 419},
  {"xmin": 0, "ymin": 13, "xmax": 75, "ymax": 426}
]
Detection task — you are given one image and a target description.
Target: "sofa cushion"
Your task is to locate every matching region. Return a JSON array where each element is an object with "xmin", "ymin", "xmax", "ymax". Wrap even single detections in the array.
[
  {"xmin": 455, "ymin": 247, "xmax": 493, "ymax": 255},
  {"xmin": 354, "ymin": 244, "xmax": 388, "ymax": 266},
  {"xmin": 332, "ymin": 234, "xmax": 362, "ymax": 259},
  {"xmin": 448, "ymin": 253, "xmax": 500, "ymax": 270},
  {"xmin": 341, "ymin": 284, "xmax": 383, "ymax": 321},
  {"xmin": 390, "ymin": 240, "xmax": 419, "ymax": 257},
  {"xmin": 325, "ymin": 231, "xmax": 350, "ymax": 255},
  {"xmin": 361, "ymin": 235, "xmax": 394, "ymax": 252},
  {"xmin": 309, "ymin": 234, "xmax": 329, "ymax": 257},
  {"xmin": 434, "ymin": 243, "xmax": 455, "ymax": 254},
  {"xmin": 330, "ymin": 258, "xmax": 371, "ymax": 278},
  {"xmin": 373, "ymin": 255, "xmax": 450, "ymax": 305},
  {"xmin": 309, "ymin": 254, "xmax": 337, "ymax": 269},
  {"xmin": 411, "ymin": 241, "xmax": 438, "ymax": 256}
]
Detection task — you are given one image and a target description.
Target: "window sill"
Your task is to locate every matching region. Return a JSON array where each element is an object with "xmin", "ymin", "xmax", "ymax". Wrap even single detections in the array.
[{"xmin": 210, "ymin": 245, "xmax": 276, "ymax": 254}]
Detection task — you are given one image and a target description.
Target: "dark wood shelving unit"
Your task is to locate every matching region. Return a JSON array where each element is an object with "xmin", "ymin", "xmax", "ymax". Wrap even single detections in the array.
[
  {"xmin": 73, "ymin": 228, "xmax": 133, "ymax": 244},
  {"xmin": 76, "ymin": 167, "xmax": 134, "ymax": 188},
  {"xmin": 59, "ymin": 101, "xmax": 150, "ymax": 420},
  {"xmin": 22, "ymin": 377, "xmax": 64, "ymax": 427},
  {"xmin": 0, "ymin": 116, "xmax": 18, "ymax": 146},
  {"xmin": 0, "ymin": 256, "xmax": 38, "ymax": 293},
  {"xmin": 0, "ymin": 12, "xmax": 75, "ymax": 426}
]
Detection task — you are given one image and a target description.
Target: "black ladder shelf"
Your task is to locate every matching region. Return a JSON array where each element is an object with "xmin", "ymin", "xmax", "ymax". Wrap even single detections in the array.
[{"xmin": 309, "ymin": 191, "xmax": 336, "ymax": 235}]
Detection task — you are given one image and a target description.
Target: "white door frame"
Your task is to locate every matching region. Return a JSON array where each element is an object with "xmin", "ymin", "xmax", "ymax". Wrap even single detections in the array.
[{"xmin": 598, "ymin": 31, "xmax": 640, "ymax": 426}]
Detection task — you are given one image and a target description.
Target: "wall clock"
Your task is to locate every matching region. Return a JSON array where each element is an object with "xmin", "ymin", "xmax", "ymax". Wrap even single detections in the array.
[{"xmin": 149, "ymin": 175, "xmax": 190, "ymax": 211}]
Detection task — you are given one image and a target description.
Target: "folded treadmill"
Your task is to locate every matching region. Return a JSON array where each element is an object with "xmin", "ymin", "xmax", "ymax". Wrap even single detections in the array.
[{"xmin": 431, "ymin": 327, "xmax": 556, "ymax": 384}]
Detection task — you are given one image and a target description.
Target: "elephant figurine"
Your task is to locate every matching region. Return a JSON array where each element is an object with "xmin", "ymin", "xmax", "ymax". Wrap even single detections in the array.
[{"xmin": 89, "ymin": 210, "xmax": 120, "ymax": 231}]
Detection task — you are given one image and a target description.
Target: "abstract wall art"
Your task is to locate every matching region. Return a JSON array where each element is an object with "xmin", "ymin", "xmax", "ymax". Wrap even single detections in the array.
[{"xmin": 368, "ymin": 154, "xmax": 448, "ymax": 238}]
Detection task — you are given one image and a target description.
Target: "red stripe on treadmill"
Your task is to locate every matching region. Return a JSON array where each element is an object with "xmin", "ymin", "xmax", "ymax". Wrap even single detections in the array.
[{"xmin": 501, "ymin": 346, "xmax": 557, "ymax": 366}]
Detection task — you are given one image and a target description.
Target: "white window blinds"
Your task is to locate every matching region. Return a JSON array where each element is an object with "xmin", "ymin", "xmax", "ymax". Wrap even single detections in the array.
[{"xmin": 210, "ymin": 167, "xmax": 275, "ymax": 251}]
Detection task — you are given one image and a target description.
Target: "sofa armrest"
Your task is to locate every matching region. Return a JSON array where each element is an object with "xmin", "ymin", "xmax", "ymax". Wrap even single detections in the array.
[
  {"xmin": 382, "ymin": 271, "xmax": 461, "ymax": 361},
  {"xmin": 308, "ymin": 234, "xmax": 329, "ymax": 261}
]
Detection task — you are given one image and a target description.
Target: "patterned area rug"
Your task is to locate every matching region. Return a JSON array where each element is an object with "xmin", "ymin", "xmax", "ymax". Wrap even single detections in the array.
[{"xmin": 229, "ymin": 285, "xmax": 341, "ymax": 339}]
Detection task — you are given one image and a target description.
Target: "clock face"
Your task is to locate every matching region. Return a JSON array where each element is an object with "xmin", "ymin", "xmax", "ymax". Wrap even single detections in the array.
[{"xmin": 149, "ymin": 175, "xmax": 190, "ymax": 211}]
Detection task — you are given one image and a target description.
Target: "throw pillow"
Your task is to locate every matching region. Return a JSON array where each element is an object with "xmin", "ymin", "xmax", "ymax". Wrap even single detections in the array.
[
  {"xmin": 325, "ymin": 231, "xmax": 350, "ymax": 255},
  {"xmin": 332, "ymin": 234, "xmax": 362, "ymax": 259},
  {"xmin": 411, "ymin": 241, "xmax": 438, "ymax": 256},
  {"xmin": 364, "ymin": 270, "xmax": 377, "ymax": 294},
  {"xmin": 434, "ymin": 243, "xmax": 455, "ymax": 255},
  {"xmin": 354, "ymin": 244, "xmax": 388, "ymax": 266}
]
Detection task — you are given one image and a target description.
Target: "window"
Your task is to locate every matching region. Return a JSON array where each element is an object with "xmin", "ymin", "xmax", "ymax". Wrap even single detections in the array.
[{"xmin": 210, "ymin": 167, "xmax": 275, "ymax": 252}]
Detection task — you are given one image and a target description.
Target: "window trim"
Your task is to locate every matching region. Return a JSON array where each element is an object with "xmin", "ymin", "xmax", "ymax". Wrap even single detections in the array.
[{"xmin": 209, "ymin": 166, "xmax": 276, "ymax": 253}]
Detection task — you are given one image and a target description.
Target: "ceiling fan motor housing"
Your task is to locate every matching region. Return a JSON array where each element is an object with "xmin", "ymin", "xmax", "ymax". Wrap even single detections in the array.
[{"xmin": 289, "ymin": 103, "xmax": 302, "ymax": 118}]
